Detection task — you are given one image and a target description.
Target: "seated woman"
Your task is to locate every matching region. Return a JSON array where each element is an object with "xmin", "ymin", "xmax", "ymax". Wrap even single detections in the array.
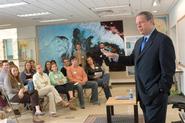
[
  {"xmin": 33, "ymin": 64, "xmax": 75, "ymax": 117},
  {"xmin": 85, "ymin": 56, "xmax": 112, "ymax": 99},
  {"xmin": 43, "ymin": 61, "xmax": 51, "ymax": 75},
  {"xmin": 4, "ymin": 65, "xmax": 44, "ymax": 123},
  {"xmin": 20, "ymin": 61, "xmax": 35, "ymax": 86},
  {"xmin": 49, "ymin": 63, "xmax": 76, "ymax": 110}
]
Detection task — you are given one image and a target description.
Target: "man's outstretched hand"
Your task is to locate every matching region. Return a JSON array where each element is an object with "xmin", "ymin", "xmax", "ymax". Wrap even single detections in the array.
[{"xmin": 101, "ymin": 49, "xmax": 119, "ymax": 62}]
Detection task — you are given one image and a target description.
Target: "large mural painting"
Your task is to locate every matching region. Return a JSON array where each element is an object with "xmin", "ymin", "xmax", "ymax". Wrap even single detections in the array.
[{"xmin": 37, "ymin": 20, "xmax": 125, "ymax": 71}]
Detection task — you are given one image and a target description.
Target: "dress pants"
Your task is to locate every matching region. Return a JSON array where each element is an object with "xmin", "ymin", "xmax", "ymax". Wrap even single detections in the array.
[
  {"xmin": 38, "ymin": 85, "xmax": 62, "ymax": 113},
  {"xmin": 140, "ymin": 93, "xmax": 168, "ymax": 123}
]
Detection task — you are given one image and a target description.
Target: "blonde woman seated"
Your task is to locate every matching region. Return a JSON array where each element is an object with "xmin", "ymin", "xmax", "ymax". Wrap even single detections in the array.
[
  {"xmin": 33, "ymin": 64, "xmax": 71, "ymax": 117},
  {"xmin": 49, "ymin": 63, "xmax": 76, "ymax": 110},
  {"xmin": 4, "ymin": 65, "xmax": 44, "ymax": 123}
]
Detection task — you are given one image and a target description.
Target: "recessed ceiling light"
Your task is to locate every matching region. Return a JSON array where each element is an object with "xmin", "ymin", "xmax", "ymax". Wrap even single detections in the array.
[
  {"xmin": 152, "ymin": 10, "xmax": 158, "ymax": 13},
  {"xmin": 153, "ymin": 0, "xmax": 160, "ymax": 7},
  {"xmin": 40, "ymin": 18, "xmax": 68, "ymax": 23},
  {"xmin": 17, "ymin": 12, "xmax": 51, "ymax": 17},
  {"xmin": 0, "ymin": 2, "xmax": 28, "ymax": 8},
  {"xmin": 93, "ymin": 5, "xmax": 129, "ymax": 11}
]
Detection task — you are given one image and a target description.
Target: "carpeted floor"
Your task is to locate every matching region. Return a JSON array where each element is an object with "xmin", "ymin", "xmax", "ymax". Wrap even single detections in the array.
[{"xmin": 84, "ymin": 114, "xmax": 144, "ymax": 123}]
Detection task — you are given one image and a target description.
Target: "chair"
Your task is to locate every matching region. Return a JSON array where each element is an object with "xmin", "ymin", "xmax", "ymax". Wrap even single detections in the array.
[
  {"xmin": 1, "ymin": 87, "xmax": 20, "ymax": 123},
  {"xmin": 168, "ymin": 95, "xmax": 185, "ymax": 123},
  {"xmin": 39, "ymin": 96, "xmax": 49, "ymax": 111}
]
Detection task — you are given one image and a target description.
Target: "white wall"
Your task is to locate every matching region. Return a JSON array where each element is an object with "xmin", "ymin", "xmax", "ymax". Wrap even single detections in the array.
[
  {"xmin": 169, "ymin": 0, "xmax": 185, "ymax": 95},
  {"xmin": 124, "ymin": 17, "xmax": 139, "ymax": 36},
  {"xmin": 169, "ymin": 0, "xmax": 185, "ymax": 28},
  {"xmin": 17, "ymin": 26, "xmax": 36, "ymax": 39}
]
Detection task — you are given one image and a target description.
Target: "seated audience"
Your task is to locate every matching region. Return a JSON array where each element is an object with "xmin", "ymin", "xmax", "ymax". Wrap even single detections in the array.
[
  {"xmin": 0, "ymin": 60, "xmax": 9, "ymax": 87},
  {"xmin": 20, "ymin": 61, "xmax": 35, "ymax": 86},
  {"xmin": 0, "ymin": 61, "xmax": 2, "ymax": 72},
  {"xmin": 60, "ymin": 57, "xmax": 71, "ymax": 76},
  {"xmin": 29, "ymin": 60, "xmax": 36, "ymax": 73},
  {"xmin": 67, "ymin": 56, "xmax": 99, "ymax": 109},
  {"xmin": 50, "ymin": 60, "xmax": 56, "ymax": 65},
  {"xmin": 8, "ymin": 61, "xmax": 16, "ymax": 68},
  {"xmin": 33, "ymin": 64, "xmax": 72, "ymax": 117},
  {"xmin": 86, "ymin": 56, "xmax": 112, "ymax": 99},
  {"xmin": 49, "ymin": 63, "xmax": 76, "ymax": 110},
  {"xmin": 0, "ymin": 60, "xmax": 9, "ymax": 111},
  {"xmin": 73, "ymin": 43, "xmax": 86, "ymax": 68},
  {"xmin": 4, "ymin": 65, "xmax": 44, "ymax": 123},
  {"xmin": 92, "ymin": 42, "xmax": 109, "ymax": 66},
  {"xmin": 43, "ymin": 61, "xmax": 51, "ymax": 75}
]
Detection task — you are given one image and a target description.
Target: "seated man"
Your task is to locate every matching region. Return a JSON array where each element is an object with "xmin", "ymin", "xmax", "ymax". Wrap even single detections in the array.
[
  {"xmin": 67, "ymin": 56, "xmax": 99, "ymax": 109},
  {"xmin": 0, "ymin": 60, "xmax": 9, "ymax": 110},
  {"xmin": 60, "ymin": 57, "xmax": 71, "ymax": 77},
  {"xmin": 33, "ymin": 64, "xmax": 73, "ymax": 117}
]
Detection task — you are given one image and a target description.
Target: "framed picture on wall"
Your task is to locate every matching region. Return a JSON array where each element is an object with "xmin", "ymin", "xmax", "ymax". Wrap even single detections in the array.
[
  {"xmin": 18, "ymin": 38, "xmax": 36, "ymax": 61},
  {"xmin": 154, "ymin": 16, "xmax": 168, "ymax": 34}
]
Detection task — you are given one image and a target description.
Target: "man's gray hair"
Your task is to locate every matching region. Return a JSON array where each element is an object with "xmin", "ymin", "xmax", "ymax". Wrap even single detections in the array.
[{"xmin": 137, "ymin": 11, "xmax": 154, "ymax": 21}]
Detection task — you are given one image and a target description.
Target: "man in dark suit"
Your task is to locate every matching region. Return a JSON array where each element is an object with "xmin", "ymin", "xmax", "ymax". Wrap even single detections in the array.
[{"xmin": 103, "ymin": 11, "xmax": 176, "ymax": 123}]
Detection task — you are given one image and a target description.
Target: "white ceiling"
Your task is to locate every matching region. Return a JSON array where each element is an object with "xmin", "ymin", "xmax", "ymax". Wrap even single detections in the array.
[{"xmin": 0, "ymin": 0, "xmax": 178, "ymax": 28}]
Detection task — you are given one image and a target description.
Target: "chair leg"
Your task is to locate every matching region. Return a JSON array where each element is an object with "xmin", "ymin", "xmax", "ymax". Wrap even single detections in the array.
[{"xmin": 2, "ymin": 88, "xmax": 20, "ymax": 123}]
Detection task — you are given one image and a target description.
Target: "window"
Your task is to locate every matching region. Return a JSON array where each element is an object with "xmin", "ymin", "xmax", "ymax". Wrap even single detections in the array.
[{"xmin": 3, "ymin": 39, "xmax": 13, "ymax": 59}]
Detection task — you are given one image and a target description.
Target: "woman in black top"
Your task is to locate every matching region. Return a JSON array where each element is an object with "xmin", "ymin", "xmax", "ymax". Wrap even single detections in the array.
[
  {"xmin": 20, "ymin": 61, "xmax": 35, "ymax": 85},
  {"xmin": 43, "ymin": 61, "xmax": 51, "ymax": 75},
  {"xmin": 85, "ymin": 56, "xmax": 112, "ymax": 99}
]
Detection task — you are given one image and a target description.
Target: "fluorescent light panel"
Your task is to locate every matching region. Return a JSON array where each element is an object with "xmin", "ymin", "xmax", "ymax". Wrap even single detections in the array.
[
  {"xmin": 152, "ymin": 10, "xmax": 158, "ymax": 13},
  {"xmin": 0, "ymin": 24, "xmax": 11, "ymax": 27},
  {"xmin": 93, "ymin": 5, "xmax": 128, "ymax": 11},
  {"xmin": 17, "ymin": 12, "xmax": 51, "ymax": 17},
  {"xmin": 0, "ymin": 2, "xmax": 27, "ymax": 8},
  {"xmin": 101, "ymin": 13, "xmax": 131, "ymax": 17},
  {"xmin": 153, "ymin": 0, "xmax": 160, "ymax": 6},
  {"xmin": 40, "ymin": 18, "xmax": 68, "ymax": 23}
]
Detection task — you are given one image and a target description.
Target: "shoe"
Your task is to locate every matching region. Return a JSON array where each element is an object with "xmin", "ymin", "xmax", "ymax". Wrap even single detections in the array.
[
  {"xmin": 69, "ymin": 103, "xmax": 77, "ymax": 111},
  {"xmin": 33, "ymin": 119, "xmax": 44, "ymax": 123},
  {"xmin": 80, "ymin": 105, "xmax": 85, "ymax": 109},
  {"xmin": 13, "ymin": 109, "xmax": 21, "ymax": 115},
  {"xmin": 62, "ymin": 101, "xmax": 70, "ymax": 108},
  {"xmin": 49, "ymin": 113, "xmax": 58, "ymax": 117},
  {"xmin": 35, "ymin": 112, "xmax": 45, "ymax": 116},
  {"xmin": 92, "ymin": 101, "xmax": 100, "ymax": 105},
  {"xmin": 3, "ymin": 106, "xmax": 12, "ymax": 113}
]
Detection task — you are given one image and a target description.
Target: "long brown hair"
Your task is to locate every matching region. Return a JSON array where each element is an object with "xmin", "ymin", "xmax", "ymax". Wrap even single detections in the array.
[
  {"xmin": 8, "ymin": 65, "xmax": 22, "ymax": 88},
  {"xmin": 24, "ymin": 60, "xmax": 31, "ymax": 73}
]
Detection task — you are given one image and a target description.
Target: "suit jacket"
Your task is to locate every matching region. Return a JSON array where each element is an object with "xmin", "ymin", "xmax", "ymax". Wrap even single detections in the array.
[{"xmin": 119, "ymin": 29, "xmax": 176, "ymax": 105}]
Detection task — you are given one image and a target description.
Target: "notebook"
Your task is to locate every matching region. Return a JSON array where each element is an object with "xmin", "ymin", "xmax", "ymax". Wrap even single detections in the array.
[
  {"xmin": 115, "ymin": 96, "xmax": 129, "ymax": 100},
  {"xmin": 94, "ymin": 72, "xmax": 103, "ymax": 78}
]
